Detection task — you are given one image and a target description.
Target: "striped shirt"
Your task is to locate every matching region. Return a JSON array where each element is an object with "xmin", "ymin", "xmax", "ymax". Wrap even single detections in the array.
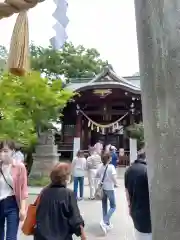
[{"xmin": 87, "ymin": 153, "xmax": 102, "ymax": 170}]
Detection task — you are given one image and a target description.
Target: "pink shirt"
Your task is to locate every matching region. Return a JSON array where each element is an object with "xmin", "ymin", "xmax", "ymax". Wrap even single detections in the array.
[{"xmin": 11, "ymin": 162, "xmax": 28, "ymax": 206}]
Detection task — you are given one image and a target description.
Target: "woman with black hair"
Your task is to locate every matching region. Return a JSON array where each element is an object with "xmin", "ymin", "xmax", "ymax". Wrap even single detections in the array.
[
  {"xmin": 0, "ymin": 140, "xmax": 28, "ymax": 240},
  {"xmin": 96, "ymin": 152, "xmax": 117, "ymax": 236}
]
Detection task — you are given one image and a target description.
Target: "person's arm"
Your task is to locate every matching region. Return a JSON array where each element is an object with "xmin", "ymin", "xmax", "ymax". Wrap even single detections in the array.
[
  {"xmin": 19, "ymin": 164, "xmax": 28, "ymax": 221},
  {"xmin": 125, "ymin": 189, "xmax": 131, "ymax": 207},
  {"xmin": 71, "ymin": 158, "xmax": 76, "ymax": 173},
  {"xmin": 68, "ymin": 191, "xmax": 86, "ymax": 239},
  {"xmin": 83, "ymin": 158, "xmax": 87, "ymax": 170},
  {"xmin": 86, "ymin": 157, "xmax": 91, "ymax": 170},
  {"xmin": 111, "ymin": 165, "xmax": 117, "ymax": 185},
  {"xmin": 80, "ymin": 225, "xmax": 87, "ymax": 240},
  {"xmin": 95, "ymin": 166, "xmax": 101, "ymax": 178},
  {"xmin": 115, "ymin": 153, "xmax": 118, "ymax": 162},
  {"xmin": 124, "ymin": 170, "xmax": 131, "ymax": 214},
  {"xmin": 112, "ymin": 175, "xmax": 117, "ymax": 186}
]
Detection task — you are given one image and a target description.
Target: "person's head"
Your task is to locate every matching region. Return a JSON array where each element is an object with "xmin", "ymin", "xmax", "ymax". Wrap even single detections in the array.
[
  {"xmin": 76, "ymin": 150, "xmax": 84, "ymax": 158},
  {"xmin": 101, "ymin": 152, "xmax": 111, "ymax": 166},
  {"xmin": 0, "ymin": 140, "xmax": 15, "ymax": 164},
  {"xmin": 119, "ymin": 148, "xmax": 125, "ymax": 156},
  {"xmin": 137, "ymin": 143, "xmax": 146, "ymax": 160},
  {"xmin": 110, "ymin": 146, "xmax": 116, "ymax": 152},
  {"xmin": 50, "ymin": 162, "xmax": 71, "ymax": 185}
]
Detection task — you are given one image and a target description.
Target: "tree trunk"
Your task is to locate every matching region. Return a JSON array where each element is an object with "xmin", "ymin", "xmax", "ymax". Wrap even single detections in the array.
[{"xmin": 134, "ymin": 1, "xmax": 180, "ymax": 239}]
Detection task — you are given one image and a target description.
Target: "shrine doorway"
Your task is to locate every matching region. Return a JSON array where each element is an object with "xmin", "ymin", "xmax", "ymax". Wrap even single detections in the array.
[
  {"xmin": 90, "ymin": 130, "xmax": 101, "ymax": 146},
  {"xmin": 89, "ymin": 130, "xmax": 122, "ymax": 150}
]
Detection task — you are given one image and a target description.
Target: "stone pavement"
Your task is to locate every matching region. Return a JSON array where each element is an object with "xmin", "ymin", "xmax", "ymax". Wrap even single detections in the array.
[{"xmin": 19, "ymin": 168, "xmax": 136, "ymax": 240}]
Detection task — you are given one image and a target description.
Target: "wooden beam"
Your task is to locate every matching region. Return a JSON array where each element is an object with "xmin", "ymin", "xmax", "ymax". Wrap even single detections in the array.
[
  {"xmin": 83, "ymin": 102, "xmax": 129, "ymax": 108},
  {"xmin": 84, "ymin": 110, "xmax": 129, "ymax": 115}
]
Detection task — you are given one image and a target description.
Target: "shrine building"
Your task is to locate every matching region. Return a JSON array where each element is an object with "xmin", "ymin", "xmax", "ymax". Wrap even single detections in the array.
[{"xmin": 56, "ymin": 67, "xmax": 141, "ymax": 163}]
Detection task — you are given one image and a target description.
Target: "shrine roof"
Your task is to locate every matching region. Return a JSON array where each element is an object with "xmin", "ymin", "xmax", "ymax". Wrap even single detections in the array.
[{"xmin": 65, "ymin": 67, "xmax": 141, "ymax": 94}]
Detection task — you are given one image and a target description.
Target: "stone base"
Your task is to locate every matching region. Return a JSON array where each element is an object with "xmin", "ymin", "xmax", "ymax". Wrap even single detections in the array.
[{"xmin": 29, "ymin": 155, "xmax": 59, "ymax": 179}]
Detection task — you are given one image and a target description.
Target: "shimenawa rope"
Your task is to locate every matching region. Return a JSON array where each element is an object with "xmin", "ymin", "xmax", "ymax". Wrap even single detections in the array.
[
  {"xmin": 0, "ymin": 0, "xmax": 41, "ymax": 19},
  {"xmin": 0, "ymin": 0, "xmax": 43, "ymax": 76}
]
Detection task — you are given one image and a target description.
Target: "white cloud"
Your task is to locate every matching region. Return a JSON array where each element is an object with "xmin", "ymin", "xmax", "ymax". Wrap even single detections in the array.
[{"xmin": 0, "ymin": 0, "xmax": 139, "ymax": 76}]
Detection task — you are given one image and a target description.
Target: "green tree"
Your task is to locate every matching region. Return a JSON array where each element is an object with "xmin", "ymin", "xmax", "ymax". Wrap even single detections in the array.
[
  {"xmin": 0, "ymin": 72, "xmax": 73, "ymax": 146},
  {"xmin": 0, "ymin": 43, "xmax": 109, "ymax": 81},
  {"xmin": 30, "ymin": 42, "xmax": 108, "ymax": 81},
  {"xmin": 0, "ymin": 72, "xmax": 73, "ymax": 173}
]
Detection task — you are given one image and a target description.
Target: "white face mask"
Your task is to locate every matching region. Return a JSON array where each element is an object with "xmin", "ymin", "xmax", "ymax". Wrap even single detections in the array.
[{"xmin": 0, "ymin": 151, "xmax": 13, "ymax": 163}]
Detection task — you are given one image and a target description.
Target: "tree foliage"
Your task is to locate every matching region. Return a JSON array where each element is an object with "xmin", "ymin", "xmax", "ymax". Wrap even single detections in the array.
[
  {"xmin": 0, "ymin": 42, "xmax": 108, "ymax": 81},
  {"xmin": 0, "ymin": 72, "xmax": 73, "ymax": 146},
  {"xmin": 30, "ymin": 42, "xmax": 108, "ymax": 81},
  {"xmin": 126, "ymin": 122, "xmax": 144, "ymax": 149}
]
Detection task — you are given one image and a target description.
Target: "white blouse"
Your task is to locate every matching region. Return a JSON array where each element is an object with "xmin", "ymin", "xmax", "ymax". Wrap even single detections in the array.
[{"xmin": 0, "ymin": 165, "xmax": 14, "ymax": 201}]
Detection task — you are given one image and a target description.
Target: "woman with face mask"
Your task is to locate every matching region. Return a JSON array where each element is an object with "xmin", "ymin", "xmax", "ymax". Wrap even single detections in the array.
[{"xmin": 0, "ymin": 140, "xmax": 28, "ymax": 240}]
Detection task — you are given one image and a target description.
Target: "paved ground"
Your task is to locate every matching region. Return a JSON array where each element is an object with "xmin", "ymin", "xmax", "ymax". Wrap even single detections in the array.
[{"xmin": 19, "ymin": 168, "xmax": 135, "ymax": 240}]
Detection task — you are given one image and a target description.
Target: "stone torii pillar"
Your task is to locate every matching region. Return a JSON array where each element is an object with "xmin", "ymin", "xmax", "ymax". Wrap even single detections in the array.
[{"xmin": 134, "ymin": 1, "xmax": 180, "ymax": 239}]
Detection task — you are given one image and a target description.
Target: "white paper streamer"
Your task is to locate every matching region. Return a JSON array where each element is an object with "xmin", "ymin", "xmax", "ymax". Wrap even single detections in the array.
[{"xmin": 51, "ymin": 0, "xmax": 69, "ymax": 49}]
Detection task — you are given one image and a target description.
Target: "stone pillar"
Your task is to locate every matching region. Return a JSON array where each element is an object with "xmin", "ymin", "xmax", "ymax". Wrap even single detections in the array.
[
  {"xmin": 73, "ymin": 113, "xmax": 81, "ymax": 159},
  {"xmin": 29, "ymin": 129, "xmax": 60, "ymax": 178},
  {"xmin": 134, "ymin": 1, "xmax": 180, "ymax": 239},
  {"xmin": 129, "ymin": 138, "xmax": 137, "ymax": 165}
]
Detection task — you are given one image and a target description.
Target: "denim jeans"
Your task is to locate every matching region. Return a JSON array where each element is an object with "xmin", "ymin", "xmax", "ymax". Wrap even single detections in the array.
[
  {"xmin": 0, "ymin": 196, "xmax": 19, "ymax": 240},
  {"xmin": 73, "ymin": 176, "xmax": 84, "ymax": 198},
  {"xmin": 102, "ymin": 190, "xmax": 116, "ymax": 225}
]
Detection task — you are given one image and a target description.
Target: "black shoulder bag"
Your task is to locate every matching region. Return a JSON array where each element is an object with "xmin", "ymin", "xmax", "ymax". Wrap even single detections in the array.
[{"xmin": 95, "ymin": 165, "xmax": 108, "ymax": 200}]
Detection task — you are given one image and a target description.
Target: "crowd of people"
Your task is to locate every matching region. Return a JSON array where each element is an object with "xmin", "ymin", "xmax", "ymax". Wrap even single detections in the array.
[{"xmin": 0, "ymin": 139, "xmax": 151, "ymax": 240}]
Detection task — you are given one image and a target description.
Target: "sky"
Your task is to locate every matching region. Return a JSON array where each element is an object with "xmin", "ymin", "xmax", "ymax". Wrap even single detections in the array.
[{"xmin": 0, "ymin": 0, "xmax": 139, "ymax": 76}]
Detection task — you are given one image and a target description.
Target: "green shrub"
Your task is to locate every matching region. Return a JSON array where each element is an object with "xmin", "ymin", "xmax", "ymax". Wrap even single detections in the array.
[{"xmin": 126, "ymin": 122, "xmax": 145, "ymax": 149}]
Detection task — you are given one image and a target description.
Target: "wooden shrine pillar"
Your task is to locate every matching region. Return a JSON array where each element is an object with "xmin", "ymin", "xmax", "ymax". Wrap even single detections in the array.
[
  {"xmin": 73, "ymin": 112, "xmax": 82, "ymax": 159},
  {"xmin": 129, "ymin": 102, "xmax": 137, "ymax": 164},
  {"xmin": 75, "ymin": 113, "xmax": 81, "ymax": 138},
  {"xmin": 130, "ymin": 103, "xmax": 135, "ymax": 125},
  {"xmin": 83, "ymin": 118, "xmax": 89, "ymax": 150}
]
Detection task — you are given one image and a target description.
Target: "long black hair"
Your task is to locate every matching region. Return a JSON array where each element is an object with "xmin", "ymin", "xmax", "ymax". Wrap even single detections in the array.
[{"xmin": 0, "ymin": 140, "xmax": 15, "ymax": 151}]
